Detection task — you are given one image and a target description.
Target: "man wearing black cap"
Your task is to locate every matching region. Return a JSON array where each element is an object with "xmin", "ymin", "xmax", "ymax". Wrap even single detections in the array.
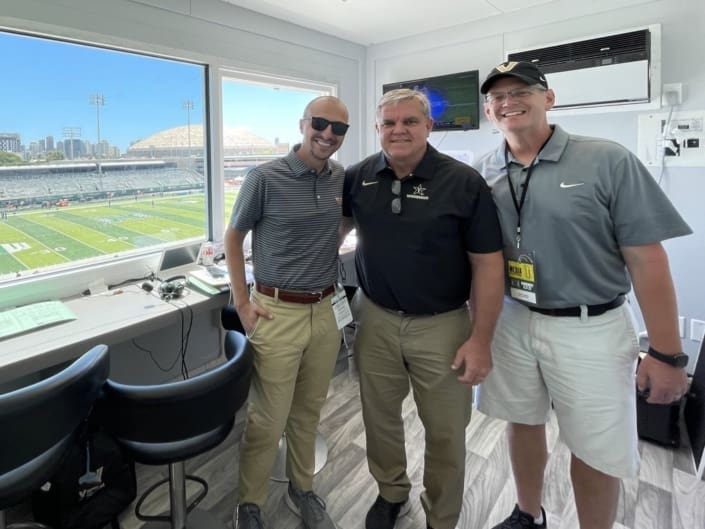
[{"xmin": 475, "ymin": 61, "xmax": 691, "ymax": 529}]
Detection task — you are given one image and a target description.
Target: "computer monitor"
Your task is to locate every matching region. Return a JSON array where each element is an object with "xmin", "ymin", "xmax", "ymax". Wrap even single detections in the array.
[
  {"xmin": 382, "ymin": 70, "xmax": 481, "ymax": 131},
  {"xmin": 159, "ymin": 241, "xmax": 202, "ymax": 272}
]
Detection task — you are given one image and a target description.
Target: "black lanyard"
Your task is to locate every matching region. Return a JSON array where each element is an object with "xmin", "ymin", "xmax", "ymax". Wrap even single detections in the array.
[{"xmin": 503, "ymin": 134, "xmax": 552, "ymax": 248}]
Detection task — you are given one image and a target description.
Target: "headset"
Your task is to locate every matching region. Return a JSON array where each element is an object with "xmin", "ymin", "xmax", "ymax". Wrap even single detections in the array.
[{"xmin": 159, "ymin": 275, "xmax": 186, "ymax": 300}]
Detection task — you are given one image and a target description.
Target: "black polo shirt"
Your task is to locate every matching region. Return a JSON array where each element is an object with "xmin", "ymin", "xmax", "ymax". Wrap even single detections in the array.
[{"xmin": 343, "ymin": 144, "xmax": 502, "ymax": 314}]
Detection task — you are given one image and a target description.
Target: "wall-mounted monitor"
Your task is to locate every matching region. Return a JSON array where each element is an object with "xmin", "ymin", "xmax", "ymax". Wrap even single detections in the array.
[{"xmin": 382, "ymin": 70, "xmax": 480, "ymax": 131}]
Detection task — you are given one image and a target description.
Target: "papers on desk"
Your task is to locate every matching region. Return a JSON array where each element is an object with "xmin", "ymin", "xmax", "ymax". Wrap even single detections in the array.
[
  {"xmin": 0, "ymin": 300, "xmax": 77, "ymax": 340},
  {"xmin": 188, "ymin": 265, "xmax": 230, "ymax": 295},
  {"xmin": 186, "ymin": 263, "xmax": 253, "ymax": 296}
]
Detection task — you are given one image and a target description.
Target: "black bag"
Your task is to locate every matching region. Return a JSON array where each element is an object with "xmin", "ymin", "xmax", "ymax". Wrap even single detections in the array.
[
  {"xmin": 637, "ymin": 393, "xmax": 682, "ymax": 447},
  {"xmin": 31, "ymin": 422, "xmax": 137, "ymax": 529}
]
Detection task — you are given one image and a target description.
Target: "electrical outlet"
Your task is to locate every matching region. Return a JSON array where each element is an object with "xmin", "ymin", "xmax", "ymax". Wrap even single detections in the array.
[
  {"xmin": 662, "ymin": 83, "xmax": 683, "ymax": 106},
  {"xmin": 679, "ymin": 316, "xmax": 686, "ymax": 338},
  {"xmin": 690, "ymin": 319, "xmax": 705, "ymax": 342}
]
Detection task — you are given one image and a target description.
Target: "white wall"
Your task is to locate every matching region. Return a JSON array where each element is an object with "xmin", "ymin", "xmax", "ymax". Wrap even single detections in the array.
[{"xmin": 366, "ymin": 0, "xmax": 705, "ymax": 361}]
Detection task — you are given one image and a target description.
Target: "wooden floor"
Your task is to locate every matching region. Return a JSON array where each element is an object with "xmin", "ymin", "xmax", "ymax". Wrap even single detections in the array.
[{"xmin": 8, "ymin": 339, "xmax": 705, "ymax": 529}]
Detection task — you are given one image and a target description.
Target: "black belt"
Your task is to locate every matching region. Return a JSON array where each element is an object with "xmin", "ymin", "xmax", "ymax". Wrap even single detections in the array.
[{"xmin": 528, "ymin": 295, "xmax": 625, "ymax": 317}]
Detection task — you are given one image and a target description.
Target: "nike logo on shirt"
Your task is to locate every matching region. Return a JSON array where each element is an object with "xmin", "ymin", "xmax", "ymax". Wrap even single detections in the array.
[
  {"xmin": 560, "ymin": 182, "xmax": 585, "ymax": 188},
  {"xmin": 362, "ymin": 180, "xmax": 378, "ymax": 186}
]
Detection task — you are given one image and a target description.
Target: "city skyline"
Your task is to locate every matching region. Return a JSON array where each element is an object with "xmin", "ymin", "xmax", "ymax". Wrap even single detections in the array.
[{"xmin": 1, "ymin": 30, "xmax": 323, "ymax": 156}]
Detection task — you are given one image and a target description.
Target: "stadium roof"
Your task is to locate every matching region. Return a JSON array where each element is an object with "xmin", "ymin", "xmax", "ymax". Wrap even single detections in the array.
[{"xmin": 127, "ymin": 125, "xmax": 279, "ymax": 153}]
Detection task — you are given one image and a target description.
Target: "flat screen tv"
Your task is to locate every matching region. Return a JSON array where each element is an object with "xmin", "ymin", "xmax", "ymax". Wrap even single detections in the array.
[{"xmin": 382, "ymin": 70, "xmax": 480, "ymax": 131}]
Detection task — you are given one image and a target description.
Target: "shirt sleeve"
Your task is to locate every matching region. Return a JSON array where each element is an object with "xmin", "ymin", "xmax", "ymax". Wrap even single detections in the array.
[
  {"xmin": 230, "ymin": 167, "xmax": 265, "ymax": 232},
  {"xmin": 464, "ymin": 176, "xmax": 504, "ymax": 254},
  {"xmin": 610, "ymin": 148, "xmax": 692, "ymax": 246}
]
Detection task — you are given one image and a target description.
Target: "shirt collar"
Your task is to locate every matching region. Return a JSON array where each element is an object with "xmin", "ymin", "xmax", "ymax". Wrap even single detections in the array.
[
  {"xmin": 374, "ymin": 143, "xmax": 438, "ymax": 180},
  {"xmin": 501, "ymin": 124, "xmax": 569, "ymax": 167}
]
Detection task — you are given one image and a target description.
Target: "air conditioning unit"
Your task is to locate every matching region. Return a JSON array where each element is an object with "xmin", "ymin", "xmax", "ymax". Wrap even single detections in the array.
[{"xmin": 507, "ymin": 25, "xmax": 661, "ymax": 111}]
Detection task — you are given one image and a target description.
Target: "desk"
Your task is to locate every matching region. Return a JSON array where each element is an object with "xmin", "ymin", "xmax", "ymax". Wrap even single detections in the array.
[{"xmin": 0, "ymin": 277, "xmax": 229, "ymax": 388}]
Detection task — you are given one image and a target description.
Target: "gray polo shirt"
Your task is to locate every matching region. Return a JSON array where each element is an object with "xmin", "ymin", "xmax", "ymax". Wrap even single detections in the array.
[
  {"xmin": 475, "ymin": 125, "xmax": 692, "ymax": 308},
  {"xmin": 229, "ymin": 145, "xmax": 343, "ymax": 291}
]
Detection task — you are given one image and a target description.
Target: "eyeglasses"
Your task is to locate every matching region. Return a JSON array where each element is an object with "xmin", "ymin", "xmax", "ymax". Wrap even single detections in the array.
[
  {"xmin": 305, "ymin": 116, "xmax": 350, "ymax": 136},
  {"xmin": 485, "ymin": 85, "xmax": 546, "ymax": 104},
  {"xmin": 391, "ymin": 179, "xmax": 402, "ymax": 215}
]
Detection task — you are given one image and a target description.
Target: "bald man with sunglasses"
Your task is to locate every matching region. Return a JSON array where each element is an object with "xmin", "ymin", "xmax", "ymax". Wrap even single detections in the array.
[{"xmin": 226, "ymin": 96, "xmax": 350, "ymax": 529}]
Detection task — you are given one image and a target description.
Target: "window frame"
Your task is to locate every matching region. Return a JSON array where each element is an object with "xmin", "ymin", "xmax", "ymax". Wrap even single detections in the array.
[
  {"xmin": 0, "ymin": 27, "xmax": 343, "ymax": 308},
  {"xmin": 213, "ymin": 67, "xmax": 337, "ymax": 245}
]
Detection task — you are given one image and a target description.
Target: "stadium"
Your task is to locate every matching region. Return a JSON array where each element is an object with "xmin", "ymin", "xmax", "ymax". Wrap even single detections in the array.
[
  {"xmin": 0, "ymin": 160, "xmax": 202, "ymax": 210},
  {"xmin": 0, "ymin": 125, "xmax": 286, "ymax": 276}
]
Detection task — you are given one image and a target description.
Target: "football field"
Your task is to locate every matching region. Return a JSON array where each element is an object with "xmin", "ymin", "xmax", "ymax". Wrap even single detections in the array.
[{"xmin": 0, "ymin": 191, "xmax": 239, "ymax": 276}]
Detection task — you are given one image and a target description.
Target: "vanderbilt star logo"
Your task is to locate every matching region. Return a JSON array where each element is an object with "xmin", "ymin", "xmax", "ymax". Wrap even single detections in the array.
[{"xmin": 408, "ymin": 183, "xmax": 429, "ymax": 200}]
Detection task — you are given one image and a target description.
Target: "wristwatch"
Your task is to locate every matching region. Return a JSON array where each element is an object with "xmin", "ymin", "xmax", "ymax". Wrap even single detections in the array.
[{"xmin": 647, "ymin": 347, "xmax": 689, "ymax": 368}]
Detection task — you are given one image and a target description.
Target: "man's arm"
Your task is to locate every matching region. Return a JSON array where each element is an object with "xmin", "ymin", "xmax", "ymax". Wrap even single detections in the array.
[
  {"xmin": 224, "ymin": 225, "xmax": 271, "ymax": 334},
  {"xmin": 338, "ymin": 216, "xmax": 355, "ymax": 248},
  {"xmin": 452, "ymin": 249, "xmax": 505, "ymax": 386},
  {"xmin": 622, "ymin": 243, "xmax": 688, "ymax": 404}
]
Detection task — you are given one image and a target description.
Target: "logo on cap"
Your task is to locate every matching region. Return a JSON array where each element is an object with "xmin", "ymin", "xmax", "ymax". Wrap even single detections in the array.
[{"xmin": 495, "ymin": 62, "xmax": 519, "ymax": 73}]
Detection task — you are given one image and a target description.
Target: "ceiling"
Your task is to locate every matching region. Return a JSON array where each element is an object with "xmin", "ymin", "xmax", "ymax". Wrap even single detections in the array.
[{"xmin": 219, "ymin": 0, "xmax": 562, "ymax": 46}]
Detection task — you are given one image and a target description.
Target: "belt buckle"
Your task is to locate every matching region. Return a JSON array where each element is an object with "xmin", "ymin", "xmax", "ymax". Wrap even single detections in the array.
[{"xmin": 310, "ymin": 290, "xmax": 323, "ymax": 303}]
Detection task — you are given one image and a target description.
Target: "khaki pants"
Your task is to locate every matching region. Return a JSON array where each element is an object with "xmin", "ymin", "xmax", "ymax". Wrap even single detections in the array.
[
  {"xmin": 238, "ymin": 289, "xmax": 341, "ymax": 506},
  {"xmin": 353, "ymin": 291, "xmax": 473, "ymax": 529}
]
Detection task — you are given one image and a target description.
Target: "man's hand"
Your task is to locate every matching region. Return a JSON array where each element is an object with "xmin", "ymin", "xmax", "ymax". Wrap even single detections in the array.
[
  {"xmin": 636, "ymin": 355, "xmax": 688, "ymax": 404},
  {"xmin": 236, "ymin": 300, "xmax": 273, "ymax": 335},
  {"xmin": 451, "ymin": 338, "xmax": 492, "ymax": 387}
]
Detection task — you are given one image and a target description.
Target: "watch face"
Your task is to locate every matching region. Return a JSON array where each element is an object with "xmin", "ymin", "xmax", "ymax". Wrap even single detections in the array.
[{"xmin": 673, "ymin": 353, "xmax": 689, "ymax": 368}]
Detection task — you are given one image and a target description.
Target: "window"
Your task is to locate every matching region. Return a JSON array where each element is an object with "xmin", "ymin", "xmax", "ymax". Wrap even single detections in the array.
[
  {"xmin": 220, "ymin": 72, "xmax": 332, "ymax": 228},
  {"xmin": 0, "ymin": 30, "xmax": 207, "ymax": 282}
]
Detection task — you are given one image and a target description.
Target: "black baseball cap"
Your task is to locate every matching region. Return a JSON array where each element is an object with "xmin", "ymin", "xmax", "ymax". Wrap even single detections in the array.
[{"xmin": 481, "ymin": 61, "xmax": 549, "ymax": 94}]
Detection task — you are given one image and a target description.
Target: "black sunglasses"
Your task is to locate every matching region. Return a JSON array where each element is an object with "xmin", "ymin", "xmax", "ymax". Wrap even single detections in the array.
[
  {"xmin": 391, "ymin": 179, "xmax": 402, "ymax": 215},
  {"xmin": 307, "ymin": 116, "xmax": 350, "ymax": 136}
]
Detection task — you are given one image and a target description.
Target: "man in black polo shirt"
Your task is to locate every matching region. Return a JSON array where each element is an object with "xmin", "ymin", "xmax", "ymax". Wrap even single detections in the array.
[{"xmin": 340, "ymin": 88, "xmax": 504, "ymax": 529}]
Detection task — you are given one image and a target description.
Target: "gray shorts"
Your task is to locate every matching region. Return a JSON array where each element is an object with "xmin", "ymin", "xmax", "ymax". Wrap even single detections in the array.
[{"xmin": 477, "ymin": 297, "xmax": 640, "ymax": 478}]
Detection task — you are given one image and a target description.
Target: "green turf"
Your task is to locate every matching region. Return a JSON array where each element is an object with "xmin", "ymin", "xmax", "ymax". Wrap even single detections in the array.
[{"xmin": 0, "ymin": 191, "xmax": 240, "ymax": 276}]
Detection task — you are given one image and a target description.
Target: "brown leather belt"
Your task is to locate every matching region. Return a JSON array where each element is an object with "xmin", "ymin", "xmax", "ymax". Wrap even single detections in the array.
[{"xmin": 255, "ymin": 283, "xmax": 335, "ymax": 304}]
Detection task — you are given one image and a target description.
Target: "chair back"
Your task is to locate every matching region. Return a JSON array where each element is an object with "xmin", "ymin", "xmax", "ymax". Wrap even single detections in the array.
[
  {"xmin": 0, "ymin": 345, "xmax": 110, "ymax": 508},
  {"xmin": 98, "ymin": 331, "xmax": 253, "ymax": 463}
]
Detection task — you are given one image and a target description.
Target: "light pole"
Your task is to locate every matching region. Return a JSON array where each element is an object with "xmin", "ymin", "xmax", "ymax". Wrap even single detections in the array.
[
  {"xmin": 182, "ymin": 99, "xmax": 193, "ymax": 157},
  {"xmin": 62, "ymin": 127, "xmax": 81, "ymax": 160},
  {"xmin": 89, "ymin": 93, "xmax": 105, "ymax": 158}
]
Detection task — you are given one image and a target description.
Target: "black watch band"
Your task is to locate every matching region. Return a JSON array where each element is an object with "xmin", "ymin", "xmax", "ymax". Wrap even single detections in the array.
[{"xmin": 647, "ymin": 347, "xmax": 688, "ymax": 368}]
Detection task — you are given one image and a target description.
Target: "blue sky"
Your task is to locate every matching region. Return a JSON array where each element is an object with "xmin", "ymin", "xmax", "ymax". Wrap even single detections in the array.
[{"xmin": 1, "ymin": 30, "xmax": 321, "ymax": 153}]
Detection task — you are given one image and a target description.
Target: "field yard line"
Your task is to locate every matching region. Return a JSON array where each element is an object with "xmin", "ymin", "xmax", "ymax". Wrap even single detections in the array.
[
  {"xmin": 0, "ymin": 223, "xmax": 39, "ymax": 271},
  {"xmin": 110, "ymin": 209, "xmax": 201, "ymax": 232},
  {"xmin": 118, "ymin": 205, "xmax": 205, "ymax": 226},
  {"xmin": 23, "ymin": 215, "xmax": 121, "ymax": 254},
  {"xmin": 0, "ymin": 222, "xmax": 67, "ymax": 268}
]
